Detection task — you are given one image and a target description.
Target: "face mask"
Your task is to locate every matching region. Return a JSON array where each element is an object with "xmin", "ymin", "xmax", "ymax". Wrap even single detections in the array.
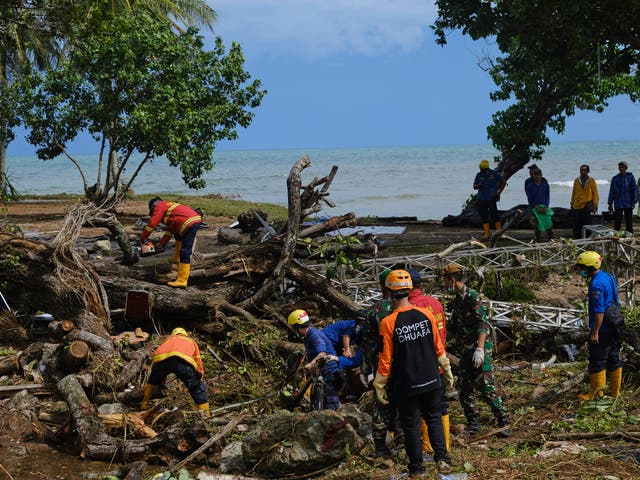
[
  {"xmin": 578, "ymin": 270, "xmax": 587, "ymax": 279},
  {"xmin": 448, "ymin": 287, "xmax": 456, "ymax": 294}
]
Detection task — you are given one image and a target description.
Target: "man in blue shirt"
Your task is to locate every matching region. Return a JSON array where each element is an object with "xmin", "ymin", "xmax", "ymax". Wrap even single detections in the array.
[
  {"xmin": 321, "ymin": 313, "xmax": 365, "ymax": 368},
  {"xmin": 473, "ymin": 159, "xmax": 506, "ymax": 240},
  {"xmin": 525, "ymin": 168, "xmax": 553, "ymax": 242},
  {"xmin": 288, "ymin": 309, "xmax": 341, "ymax": 410},
  {"xmin": 574, "ymin": 251, "xmax": 623, "ymax": 400},
  {"xmin": 607, "ymin": 161, "xmax": 637, "ymax": 233}
]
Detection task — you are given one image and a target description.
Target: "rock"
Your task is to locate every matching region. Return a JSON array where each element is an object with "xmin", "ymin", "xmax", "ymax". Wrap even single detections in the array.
[
  {"xmin": 97, "ymin": 403, "xmax": 129, "ymax": 415},
  {"xmin": 238, "ymin": 408, "xmax": 370, "ymax": 476},
  {"xmin": 7, "ymin": 389, "xmax": 38, "ymax": 412},
  {"xmin": 93, "ymin": 239, "xmax": 112, "ymax": 255},
  {"xmin": 219, "ymin": 441, "xmax": 246, "ymax": 474},
  {"xmin": 217, "ymin": 227, "xmax": 251, "ymax": 245}
]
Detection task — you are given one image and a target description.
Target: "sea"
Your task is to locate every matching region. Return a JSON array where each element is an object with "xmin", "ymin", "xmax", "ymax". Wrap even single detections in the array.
[{"xmin": 7, "ymin": 140, "xmax": 640, "ymax": 221}]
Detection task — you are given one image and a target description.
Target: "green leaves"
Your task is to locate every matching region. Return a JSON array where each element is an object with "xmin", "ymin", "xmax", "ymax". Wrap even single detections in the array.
[
  {"xmin": 433, "ymin": 1, "xmax": 640, "ymax": 179},
  {"xmin": 19, "ymin": 9, "xmax": 265, "ymax": 202}
]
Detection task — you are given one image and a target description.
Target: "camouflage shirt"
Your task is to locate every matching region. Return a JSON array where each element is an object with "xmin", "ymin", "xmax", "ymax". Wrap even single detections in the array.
[
  {"xmin": 447, "ymin": 284, "xmax": 491, "ymax": 355},
  {"xmin": 359, "ymin": 298, "xmax": 393, "ymax": 377}
]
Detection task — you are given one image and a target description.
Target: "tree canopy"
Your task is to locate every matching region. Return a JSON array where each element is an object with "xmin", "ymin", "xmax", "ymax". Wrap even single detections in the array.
[
  {"xmin": 19, "ymin": 9, "xmax": 266, "ymax": 204},
  {"xmin": 433, "ymin": 0, "xmax": 640, "ymax": 180}
]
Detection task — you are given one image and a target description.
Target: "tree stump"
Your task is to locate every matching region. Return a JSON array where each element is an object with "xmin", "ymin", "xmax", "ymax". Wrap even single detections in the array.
[{"xmin": 60, "ymin": 340, "xmax": 90, "ymax": 372}]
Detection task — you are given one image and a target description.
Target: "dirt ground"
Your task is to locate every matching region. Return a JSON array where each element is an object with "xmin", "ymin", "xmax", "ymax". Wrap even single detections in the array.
[{"xmin": 2, "ymin": 199, "xmax": 640, "ymax": 480}]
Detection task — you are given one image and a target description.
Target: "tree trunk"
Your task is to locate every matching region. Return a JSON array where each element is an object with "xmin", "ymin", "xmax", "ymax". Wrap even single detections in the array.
[
  {"xmin": 57, "ymin": 374, "xmax": 168, "ymax": 460},
  {"xmin": 91, "ymin": 210, "xmax": 139, "ymax": 265}
]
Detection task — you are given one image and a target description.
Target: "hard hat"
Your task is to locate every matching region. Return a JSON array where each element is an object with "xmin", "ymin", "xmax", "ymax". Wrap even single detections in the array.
[
  {"xmin": 406, "ymin": 268, "xmax": 421, "ymax": 285},
  {"xmin": 172, "ymin": 327, "xmax": 188, "ymax": 336},
  {"xmin": 576, "ymin": 251, "xmax": 602, "ymax": 269},
  {"xmin": 148, "ymin": 196, "xmax": 162, "ymax": 215},
  {"xmin": 287, "ymin": 309, "xmax": 310, "ymax": 327},
  {"xmin": 479, "ymin": 159, "xmax": 490, "ymax": 169},
  {"xmin": 442, "ymin": 263, "xmax": 462, "ymax": 276},
  {"xmin": 385, "ymin": 269, "xmax": 413, "ymax": 291}
]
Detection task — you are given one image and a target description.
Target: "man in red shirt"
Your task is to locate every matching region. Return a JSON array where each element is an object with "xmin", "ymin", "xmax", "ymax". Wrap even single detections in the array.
[
  {"xmin": 407, "ymin": 268, "xmax": 450, "ymax": 458},
  {"xmin": 141, "ymin": 197, "xmax": 202, "ymax": 287}
]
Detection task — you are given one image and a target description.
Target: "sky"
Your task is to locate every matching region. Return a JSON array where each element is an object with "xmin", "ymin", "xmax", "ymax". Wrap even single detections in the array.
[{"xmin": 7, "ymin": 0, "xmax": 640, "ymax": 156}]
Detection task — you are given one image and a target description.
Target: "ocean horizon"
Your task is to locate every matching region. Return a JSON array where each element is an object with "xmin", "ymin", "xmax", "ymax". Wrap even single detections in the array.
[{"xmin": 7, "ymin": 140, "xmax": 640, "ymax": 221}]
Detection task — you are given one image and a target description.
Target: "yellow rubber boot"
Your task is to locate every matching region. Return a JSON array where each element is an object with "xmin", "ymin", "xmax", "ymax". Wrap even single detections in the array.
[
  {"xmin": 196, "ymin": 402, "xmax": 211, "ymax": 418},
  {"xmin": 494, "ymin": 221, "xmax": 502, "ymax": 231},
  {"xmin": 168, "ymin": 262, "xmax": 190, "ymax": 288},
  {"xmin": 609, "ymin": 367, "xmax": 622, "ymax": 397},
  {"xmin": 140, "ymin": 384, "xmax": 155, "ymax": 411},
  {"xmin": 442, "ymin": 414, "xmax": 450, "ymax": 452},
  {"xmin": 420, "ymin": 419, "xmax": 433, "ymax": 454},
  {"xmin": 482, "ymin": 223, "xmax": 491, "ymax": 240},
  {"xmin": 168, "ymin": 240, "xmax": 182, "ymax": 264},
  {"xmin": 578, "ymin": 370, "xmax": 606, "ymax": 401}
]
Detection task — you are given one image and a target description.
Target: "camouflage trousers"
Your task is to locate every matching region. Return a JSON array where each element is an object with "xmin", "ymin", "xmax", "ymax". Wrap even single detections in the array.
[
  {"xmin": 457, "ymin": 346, "xmax": 507, "ymax": 424},
  {"xmin": 372, "ymin": 393, "xmax": 401, "ymax": 442}
]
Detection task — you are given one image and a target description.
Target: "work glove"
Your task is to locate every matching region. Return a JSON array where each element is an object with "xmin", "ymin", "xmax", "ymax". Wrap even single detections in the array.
[
  {"xmin": 472, "ymin": 347, "xmax": 485, "ymax": 368},
  {"xmin": 438, "ymin": 354, "xmax": 455, "ymax": 390},
  {"xmin": 373, "ymin": 372, "xmax": 389, "ymax": 405}
]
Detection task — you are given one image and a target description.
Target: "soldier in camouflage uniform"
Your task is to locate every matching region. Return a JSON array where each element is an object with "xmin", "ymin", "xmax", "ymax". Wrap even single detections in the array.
[
  {"xmin": 360, "ymin": 269, "xmax": 403, "ymax": 456},
  {"xmin": 442, "ymin": 264, "xmax": 512, "ymax": 437}
]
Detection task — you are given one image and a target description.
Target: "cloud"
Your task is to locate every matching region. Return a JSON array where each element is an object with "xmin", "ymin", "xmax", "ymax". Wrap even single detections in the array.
[{"xmin": 208, "ymin": 0, "xmax": 437, "ymax": 58}]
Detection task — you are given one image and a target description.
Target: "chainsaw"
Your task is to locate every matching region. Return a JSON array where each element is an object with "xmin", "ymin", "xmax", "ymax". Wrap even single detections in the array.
[{"xmin": 133, "ymin": 239, "xmax": 165, "ymax": 257}]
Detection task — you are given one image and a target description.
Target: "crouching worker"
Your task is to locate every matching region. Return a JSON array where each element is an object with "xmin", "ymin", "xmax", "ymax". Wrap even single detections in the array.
[
  {"xmin": 288, "ymin": 309, "xmax": 342, "ymax": 410},
  {"xmin": 142, "ymin": 197, "xmax": 202, "ymax": 287},
  {"xmin": 141, "ymin": 328, "xmax": 209, "ymax": 416}
]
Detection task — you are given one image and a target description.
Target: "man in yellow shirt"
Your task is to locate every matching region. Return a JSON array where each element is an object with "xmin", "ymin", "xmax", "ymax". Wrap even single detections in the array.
[{"xmin": 570, "ymin": 164, "xmax": 599, "ymax": 239}]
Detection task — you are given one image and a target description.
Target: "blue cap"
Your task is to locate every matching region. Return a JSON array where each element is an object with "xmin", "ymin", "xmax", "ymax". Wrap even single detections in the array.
[{"xmin": 406, "ymin": 268, "xmax": 421, "ymax": 284}]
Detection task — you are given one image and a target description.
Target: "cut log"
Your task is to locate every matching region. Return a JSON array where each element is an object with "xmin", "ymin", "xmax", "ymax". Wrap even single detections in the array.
[
  {"xmin": 57, "ymin": 374, "xmax": 167, "ymax": 460},
  {"xmin": 49, "ymin": 320, "xmax": 75, "ymax": 336},
  {"xmin": 60, "ymin": 340, "xmax": 90, "ymax": 372},
  {"xmin": 99, "ymin": 412, "xmax": 158, "ymax": 438}
]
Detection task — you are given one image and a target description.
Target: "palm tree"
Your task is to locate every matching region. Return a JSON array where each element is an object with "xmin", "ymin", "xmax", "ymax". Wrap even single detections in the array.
[
  {"xmin": 0, "ymin": 0, "xmax": 216, "ymax": 199},
  {"xmin": 0, "ymin": 1, "xmax": 62, "ymax": 199}
]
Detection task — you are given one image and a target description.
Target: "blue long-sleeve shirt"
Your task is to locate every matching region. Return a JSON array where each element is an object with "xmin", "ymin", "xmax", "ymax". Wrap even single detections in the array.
[
  {"xmin": 608, "ymin": 173, "xmax": 638, "ymax": 208},
  {"xmin": 322, "ymin": 320, "xmax": 362, "ymax": 351},
  {"xmin": 588, "ymin": 271, "xmax": 619, "ymax": 334},
  {"xmin": 526, "ymin": 179, "xmax": 550, "ymax": 207},
  {"xmin": 474, "ymin": 168, "xmax": 504, "ymax": 202},
  {"xmin": 304, "ymin": 327, "xmax": 339, "ymax": 376}
]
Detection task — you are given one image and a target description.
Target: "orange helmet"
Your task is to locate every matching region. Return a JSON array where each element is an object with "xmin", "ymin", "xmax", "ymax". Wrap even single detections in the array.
[{"xmin": 385, "ymin": 269, "xmax": 413, "ymax": 291}]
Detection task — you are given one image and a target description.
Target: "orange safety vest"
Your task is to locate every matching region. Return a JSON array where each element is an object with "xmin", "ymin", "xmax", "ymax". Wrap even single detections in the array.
[{"xmin": 152, "ymin": 334, "xmax": 204, "ymax": 374}]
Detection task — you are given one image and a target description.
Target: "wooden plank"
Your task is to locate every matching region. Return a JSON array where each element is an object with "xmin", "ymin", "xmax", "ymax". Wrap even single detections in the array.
[{"xmin": 0, "ymin": 383, "xmax": 56, "ymax": 397}]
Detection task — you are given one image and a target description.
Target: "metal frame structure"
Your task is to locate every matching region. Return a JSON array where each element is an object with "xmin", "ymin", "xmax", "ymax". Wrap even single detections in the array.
[{"xmin": 307, "ymin": 236, "xmax": 639, "ymax": 331}]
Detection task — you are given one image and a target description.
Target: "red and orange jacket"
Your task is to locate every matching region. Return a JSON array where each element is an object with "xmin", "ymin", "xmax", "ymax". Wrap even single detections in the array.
[
  {"xmin": 141, "ymin": 201, "xmax": 202, "ymax": 244},
  {"xmin": 151, "ymin": 334, "xmax": 204, "ymax": 374},
  {"xmin": 378, "ymin": 304, "xmax": 445, "ymax": 396},
  {"xmin": 408, "ymin": 290, "xmax": 446, "ymax": 344}
]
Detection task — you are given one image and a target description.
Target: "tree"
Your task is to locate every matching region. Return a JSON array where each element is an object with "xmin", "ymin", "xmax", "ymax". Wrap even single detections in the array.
[
  {"xmin": 0, "ymin": 0, "xmax": 216, "ymax": 200},
  {"xmin": 19, "ymin": 10, "xmax": 265, "ymax": 263},
  {"xmin": 0, "ymin": 0, "xmax": 64, "ymax": 199},
  {"xmin": 433, "ymin": 1, "xmax": 640, "ymax": 183}
]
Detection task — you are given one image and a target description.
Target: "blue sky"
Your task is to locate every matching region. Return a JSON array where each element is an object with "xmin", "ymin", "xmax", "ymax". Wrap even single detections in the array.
[{"xmin": 8, "ymin": 0, "xmax": 640, "ymax": 156}]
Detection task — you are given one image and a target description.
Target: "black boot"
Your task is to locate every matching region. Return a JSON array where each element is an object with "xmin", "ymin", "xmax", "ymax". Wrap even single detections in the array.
[
  {"xmin": 547, "ymin": 229, "xmax": 554, "ymax": 241},
  {"xmin": 496, "ymin": 416, "xmax": 512, "ymax": 438},
  {"xmin": 374, "ymin": 437, "xmax": 392, "ymax": 458},
  {"xmin": 534, "ymin": 229, "xmax": 542, "ymax": 242},
  {"xmin": 464, "ymin": 417, "xmax": 481, "ymax": 435}
]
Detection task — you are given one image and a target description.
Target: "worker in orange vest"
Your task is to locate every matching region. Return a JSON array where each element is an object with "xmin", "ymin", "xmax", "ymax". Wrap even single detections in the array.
[{"xmin": 140, "ymin": 328, "xmax": 209, "ymax": 415}]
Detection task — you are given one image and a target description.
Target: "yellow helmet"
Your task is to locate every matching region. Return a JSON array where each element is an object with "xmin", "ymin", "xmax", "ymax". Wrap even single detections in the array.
[
  {"xmin": 576, "ymin": 251, "xmax": 602, "ymax": 269},
  {"xmin": 442, "ymin": 263, "xmax": 462, "ymax": 276},
  {"xmin": 479, "ymin": 159, "xmax": 490, "ymax": 169},
  {"xmin": 287, "ymin": 309, "xmax": 310, "ymax": 327},
  {"xmin": 385, "ymin": 269, "xmax": 413, "ymax": 291},
  {"xmin": 171, "ymin": 327, "xmax": 188, "ymax": 336}
]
